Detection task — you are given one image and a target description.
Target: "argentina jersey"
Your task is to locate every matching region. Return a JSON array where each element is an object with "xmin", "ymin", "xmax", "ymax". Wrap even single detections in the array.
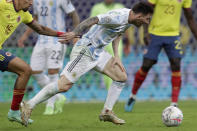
[
  {"xmin": 33, "ymin": 0, "xmax": 75, "ymax": 44},
  {"xmin": 81, "ymin": 8, "xmax": 131, "ymax": 58}
]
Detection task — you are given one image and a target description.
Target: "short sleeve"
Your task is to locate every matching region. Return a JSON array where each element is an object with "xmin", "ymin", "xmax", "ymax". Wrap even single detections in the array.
[
  {"xmin": 183, "ymin": 0, "xmax": 192, "ymax": 9},
  {"xmin": 97, "ymin": 9, "xmax": 129, "ymax": 25},
  {"xmin": 22, "ymin": 11, "xmax": 34, "ymax": 24},
  {"xmin": 148, "ymin": 0, "xmax": 157, "ymax": 5},
  {"xmin": 61, "ymin": 0, "xmax": 75, "ymax": 14}
]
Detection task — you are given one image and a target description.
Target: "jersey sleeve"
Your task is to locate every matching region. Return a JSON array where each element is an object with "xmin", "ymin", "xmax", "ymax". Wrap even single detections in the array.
[
  {"xmin": 97, "ymin": 9, "xmax": 129, "ymax": 25},
  {"xmin": 61, "ymin": 0, "xmax": 75, "ymax": 14},
  {"xmin": 183, "ymin": 0, "xmax": 192, "ymax": 9},
  {"xmin": 148, "ymin": 0, "xmax": 157, "ymax": 5},
  {"xmin": 22, "ymin": 11, "xmax": 34, "ymax": 24}
]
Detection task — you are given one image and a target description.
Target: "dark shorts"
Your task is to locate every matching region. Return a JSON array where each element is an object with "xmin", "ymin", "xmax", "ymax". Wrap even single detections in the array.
[
  {"xmin": 0, "ymin": 49, "xmax": 16, "ymax": 72},
  {"xmin": 144, "ymin": 34, "xmax": 183, "ymax": 60}
]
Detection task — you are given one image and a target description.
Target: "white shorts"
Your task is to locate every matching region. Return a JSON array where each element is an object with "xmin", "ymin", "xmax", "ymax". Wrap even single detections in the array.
[
  {"xmin": 60, "ymin": 45, "xmax": 112, "ymax": 83},
  {"xmin": 30, "ymin": 42, "xmax": 67, "ymax": 71}
]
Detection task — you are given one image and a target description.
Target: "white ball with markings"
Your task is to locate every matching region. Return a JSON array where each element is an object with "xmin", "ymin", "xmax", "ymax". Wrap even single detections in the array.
[{"xmin": 162, "ymin": 106, "xmax": 183, "ymax": 127}]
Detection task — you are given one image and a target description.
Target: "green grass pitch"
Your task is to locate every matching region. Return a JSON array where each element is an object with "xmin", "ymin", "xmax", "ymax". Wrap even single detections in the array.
[{"xmin": 0, "ymin": 100, "xmax": 196, "ymax": 131}]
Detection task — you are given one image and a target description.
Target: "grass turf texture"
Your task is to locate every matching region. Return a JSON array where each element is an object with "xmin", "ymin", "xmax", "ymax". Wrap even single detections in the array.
[{"xmin": 0, "ymin": 100, "xmax": 196, "ymax": 131}]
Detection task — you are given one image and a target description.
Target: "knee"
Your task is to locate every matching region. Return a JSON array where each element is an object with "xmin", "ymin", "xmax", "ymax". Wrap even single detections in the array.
[
  {"xmin": 58, "ymin": 76, "xmax": 73, "ymax": 92},
  {"xmin": 20, "ymin": 65, "xmax": 32, "ymax": 77},
  {"xmin": 114, "ymin": 72, "xmax": 127, "ymax": 82}
]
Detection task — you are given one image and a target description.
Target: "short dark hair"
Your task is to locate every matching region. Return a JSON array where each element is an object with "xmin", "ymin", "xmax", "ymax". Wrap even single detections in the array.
[{"xmin": 132, "ymin": 2, "xmax": 153, "ymax": 15}]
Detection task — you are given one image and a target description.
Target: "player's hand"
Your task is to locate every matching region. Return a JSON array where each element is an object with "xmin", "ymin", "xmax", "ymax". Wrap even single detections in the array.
[
  {"xmin": 112, "ymin": 56, "xmax": 125, "ymax": 72},
  {"xmin": 72, "ymin": 38, "xmax": 79, "ymax": 44},
  {"xmin": 144, "ymin": 33, "xmax": 151, "ymax": 46},
  {"xmin": 58, "ymin": 32, "xmax": 76, "ymax": 44},
  {"xmin": 17, "ymin": 39, "xmax": 25, "ymax": 48}
]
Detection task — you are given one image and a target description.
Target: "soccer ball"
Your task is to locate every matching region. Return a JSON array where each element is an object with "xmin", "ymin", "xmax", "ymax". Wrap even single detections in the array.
[{"xmin": 162, "ymin": 106, "xmax": 183, "ymax": 127}]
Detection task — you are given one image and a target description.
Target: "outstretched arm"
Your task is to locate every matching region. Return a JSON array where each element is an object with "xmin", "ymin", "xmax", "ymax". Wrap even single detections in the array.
[
  {"xmin": 112, "ymin": 35, "xmax": 122, "ymax": 57},
  {"xmin": 26, "ymin": 20, "xmax": 59, "ymax": 37},
  {"xmin": 68, "ymin": 10, "xmax": 80, "ymax": 43},
  {"xmin": 73, "ymin": 16, "xmax": 99, "ymax": 36},
  {"xmin": 184, "ymin": 8, "xmax": 197, "ymax": 40},
  {"xmin": 58, "ymin": 16, "xmax": 99, "ymax": 43},
  {"xmin": 112, "ymin": 35, "xmax": 125, "ymax": 72}
]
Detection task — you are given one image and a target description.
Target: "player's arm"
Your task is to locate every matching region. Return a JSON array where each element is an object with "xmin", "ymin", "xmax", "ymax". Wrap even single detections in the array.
[
  {"xmin": 112, "ymin": 35, "xmax": 122, "ymax": 57},
  {"xmin": 26, "ymin": 20, "xmax": 60, "ymax": 37},
  {"xmin": 68, "ymin": 11, "xmax": 80, "ymax": 28},
  {"xmin": 58, "ymin": 16, "xmax": 99, "ymax": 43},
  {"xmin": 68, "ymin": 11, "xmax": 80, "ymax": 43},
  {"xmin": 183, "ymin": 8, "xmax": 197, "ymax": 40},
  {"xmin": 112, "ymin": 35, "xmax": 125, "ymax": 72}
]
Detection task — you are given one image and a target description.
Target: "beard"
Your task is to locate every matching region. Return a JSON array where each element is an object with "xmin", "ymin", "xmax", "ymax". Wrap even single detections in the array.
[{"xmin": 133, "ymin": 21, "xmax": 142, "ymax": 27}]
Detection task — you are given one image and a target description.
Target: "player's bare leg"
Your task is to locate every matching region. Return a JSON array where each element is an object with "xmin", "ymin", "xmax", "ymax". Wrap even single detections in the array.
[
  {"xmin": 169, "ymin": 58, "xmax": 181, "ymax": 107},
  {"xmin": 20, "ymin": 75, "xmax": 72, "ymax": 126},
  {"xmin": 99, "ymin": 57, "xmax": 127, "ymax": 125},
  {"xmin": 7, "ymin": 57, "xmax": 33, "ymax": 125}
]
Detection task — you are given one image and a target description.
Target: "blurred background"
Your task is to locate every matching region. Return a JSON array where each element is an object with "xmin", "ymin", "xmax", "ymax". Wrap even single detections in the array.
[{"xmin": 1, "ymin": 0, "xmax": 197, "ymax": 102}]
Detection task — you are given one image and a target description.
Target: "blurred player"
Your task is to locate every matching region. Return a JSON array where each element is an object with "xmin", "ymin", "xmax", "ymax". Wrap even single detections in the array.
[
  {"xmin": 0, "ymin": 0, "xmax": 70, "ymax": 125},
  {"xmin": 20, "ymin": 2, "xmax": 153, "ymax": 126},
  {"xmin": 125, "ymin": 0, "xmax": 197, "ymax": 112},
  {"xmin": 18, "ymin": 0, "xmax": 80, "ymax": 115},
  {"xmin": 90, "ymin": 0, "xmax": 131, "ymax": 90}
]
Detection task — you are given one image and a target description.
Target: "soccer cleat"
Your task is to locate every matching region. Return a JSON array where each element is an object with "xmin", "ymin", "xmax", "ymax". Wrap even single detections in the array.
[
  {"xmin": 125, "ymin": 97, "xmax": 136, "ymax": 112},
  {"xmin": 54, "ymin": 94, "xmax": 66, "ymax": 114},
  {"xmin": 20, "ymin": 101, "xmax": 32, "ymax": 127},
  {"xmin": 8, "ymin": 109, "xmax": 33, "ymax": 125},
  {"xmin": 43, "ymin": 106, "xmax": 54, "ymax": 115},
  {"xmin": 99, "ymin": 109, "xmax": 125, "ymax": 125}
]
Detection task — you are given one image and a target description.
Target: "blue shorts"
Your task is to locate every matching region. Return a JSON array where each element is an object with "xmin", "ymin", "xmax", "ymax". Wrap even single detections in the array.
[
  {"xmin": 0, "ymin": 50, "xmax": 16, "ymax": 72},
  {"xmin": 144, "ymin": 34, "xmax": 183, "ymax": 60}
]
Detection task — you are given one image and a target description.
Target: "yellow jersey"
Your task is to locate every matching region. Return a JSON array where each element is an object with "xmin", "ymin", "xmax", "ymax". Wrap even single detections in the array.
[
  {"xmin": 0, "ymin": 0, "xmax": 33, "ymax": 49},
  {"xmin": 148, "ymin": 0, "xmax": 192, "ymax": 36}
]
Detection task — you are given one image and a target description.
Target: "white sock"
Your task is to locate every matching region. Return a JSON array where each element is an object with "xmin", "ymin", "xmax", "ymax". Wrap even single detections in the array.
[
  {"xmin": 103, "ymin": 81, "xmax": 125, "ymax": 111},
  {"xmin": 32, "ymin": 73, "xmax": 50, "ymax": 87},
  {"xmin": 28, "ymin": 81, "xmax": 59, "ymax": 109},
  {"xmin": 130, "ymin": 94, "xmax": 136, "ymax": 99},
  {"xmin": 170, "ymin": 102, "xmax": 178, "ymax": 106},
  {"xmin": 46, "ymin": 74, "xmax": 59, "ymax": 108}
]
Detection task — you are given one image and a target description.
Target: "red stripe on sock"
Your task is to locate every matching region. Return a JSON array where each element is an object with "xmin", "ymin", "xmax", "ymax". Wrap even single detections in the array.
[
  {"xmin": 11, "ymin": 89, "xmax": 25, "ymax": 110},
  {"xmin": 171, "ymin": 71, "xmax": 181, "ymax": 103},
  {"xmin": 132, "ymin": 68, "xmax": 148, "ymax": 95}
]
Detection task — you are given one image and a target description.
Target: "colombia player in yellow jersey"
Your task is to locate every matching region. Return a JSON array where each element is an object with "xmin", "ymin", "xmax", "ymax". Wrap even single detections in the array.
[
  {"xmin": 125, "ymin": 0, "xmax": 197, "ymax": 112},
  {"xmin": 0, "ymin": 0, "xmax": 67, "ymax": 125}
]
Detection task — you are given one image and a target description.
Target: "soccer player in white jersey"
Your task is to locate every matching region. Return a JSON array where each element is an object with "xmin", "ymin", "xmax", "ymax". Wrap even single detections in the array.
[
  {"xmin": 20, "ymin": 2, "xmax": 153, "ymax": 126},
  {"xmin": 18, "ymin": 0, "xmax": 80, "ymax": 115}
]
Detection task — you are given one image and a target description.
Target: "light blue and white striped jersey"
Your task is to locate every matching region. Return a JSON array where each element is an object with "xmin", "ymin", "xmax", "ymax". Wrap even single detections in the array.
[
  {"xmin": 79, "ymin": 8, "xmax": 131, "ymax": 59},
  {"xmin": 33, "ymin": 0, "xmax": 75, "ymax": 44}
]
